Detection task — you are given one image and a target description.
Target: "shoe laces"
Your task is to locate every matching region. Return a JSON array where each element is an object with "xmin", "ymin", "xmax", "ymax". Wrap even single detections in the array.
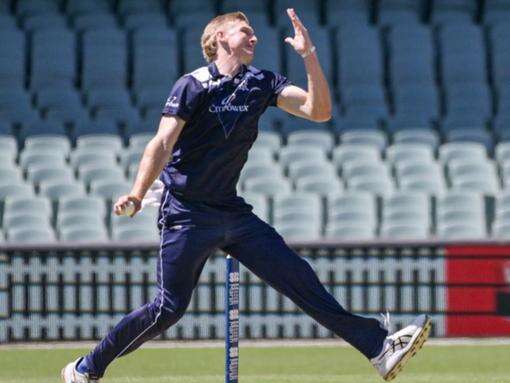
[{"xmin": 379, "ymin": 311, "xmax": 393, "ymax": 334}]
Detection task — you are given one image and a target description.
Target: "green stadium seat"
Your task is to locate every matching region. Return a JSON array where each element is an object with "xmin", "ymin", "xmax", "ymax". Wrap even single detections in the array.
[
  {"xmin": 0, "ymin": 135, "xmax": 17, "ymax": 159},
  {"xmin": 0, "ymin": 168, "xmax": 23, "ymax": 186},
  {"xmin": 27, "ymin": 166, "xmax": 75, "ymax": 187},
  {"xmin": 60, "ymin": 226, "xmax": 109, "ymax": 242},
  {"xmin": 287, "ymin": 131, "xmax": 335, "ymax": 152},
  {"xmin": 380, "ymin": 223, "xmax": 429, "ymax": 239},
  {"xmin": 396, "ymin": 161, "xmax": 445, "ymax": 189},
  {"xmin": 4, "ymin": 196, "xmax": 52, "ymax": 218},
  {"xmin": 40, "ymin": 181, "xmax": 86, "ymax": 201},
  {"xmin": 328, "ymin": 191, "xmax": 375, "ymax": 218},
  {"xmin": 127, "ymin": 163, "xmax": 139, "ymax": 180},
  {"xmin": 19, "ymin": 149, "xmax": 66, "ymax": 170},
  {"xmin": 0, "ymin": 183, "xmax": 35, "ymax": 200},
  {"xmin": 244, "ymin": 177, "xmax": 292, "ymax": 196},
  {"xmin": 348, "ymin": 176, "xmax": 394, "ymax": 196},
  {"xmin": 439, "ymin": 142, "xmax": 487, "ymax": 164},
  {"xmin": 437, "ymin": 223, "xmax": 486, "ymax": 239},
  {"xmin": 278, "ymin": 146, "xmax": 327, "ymax": 168},
  {"xmin": 59, "ymin": 195, "xmax": 107, "ymax": 218},
  {"xmin": 78, "ymin": 165, "xmax": 125, "ymax": 188},
  {"xmin": 448, "ymin": 159, "xmax": 500, "ymax": 194},
  {"xmin": 119, "ymin": 148, "xmax": 144, "ymax": 168},
  {"xmin": 386, "ymin": 143, "xmax": 434, "ymax": 166},
  {"xmin": 76, "ymin": 134, "xmax": 123, "ymax": 152},
  {"xmin": 295, "ymin": 175, "xmax": 344, "ymax": 196},
  {"xmin": 324, "ymin": 223, "xmax": 375, "ymax": 240},
  {"xmin": 112, "ymin": 227, "xmax": 159, "ymax": 242},
  {"xmin": 129, "ymin": 133, "xmax": 153, "ymax": 150},
  {"xmin": 3, "ymin": 212, "xmax": 50, "ymax": 231},
  {"xmin": 273, "ymin": 193, "xmax": 322, "ymax": 225},
  {"xmin": 492, "ymin": 222, "xmax": 510, "ymax": 239},
  {"xmin": 24, "ymin": 135, "xmax": 71, "ymax": 157},
  {"xmin": 383, "ymin": 191, "xmax": 430, "ymax": 221},
  {"xmin": 252, "ymin": 131, "xmax": 281, "ymax": 153},
  {"xmin": 392, "ymin": 129, "xmax": 439, "ymax": 150},
  {"xmin": 332, "ymin": 144, "xmax": 381, "ymax": 169},
  {"xmin": 7, "ymin": 227, "xmax": 56, "ymax": 243},
  {"xmin": 246, "ymin": 147, "xmax": 275, "ymax": 165},
  {"xmin": 57, "ymin": 210, "xmax": 105, "ymax": 227},
  {"xmin": 340, "ymin": 129, "xmax": 387, "ymax": 150},
  {"xmin": 239, "ymin": 163, "xmax": 283, "ymax": 186},
  {"xmin": 288, "ymin": 161, "xmax": 337, "ymax": 181},
  {"xmin": 0, "ymin": 152, "xmax": 16, "ymax": 169},
  {"xmin": 70, "ymin": 148, "xmax": 117, "ymax": 169},
  {"xmin": 382, "ymin": 192, "xmax": 431, "ymax": 234},
  {"xmin": 400, "ymin": 176, "xmax": 446, "ymax": 195},
  {"xmin": 437, "ymin": 192, "xmax": 485, "ymax": 235},
  {"xmin": 91, "ymin": 180, "xmax": 131, "ymax": 200},
  {"xmin": 343, "ymin": 160, "xmax": 390, "ymax": 180}
]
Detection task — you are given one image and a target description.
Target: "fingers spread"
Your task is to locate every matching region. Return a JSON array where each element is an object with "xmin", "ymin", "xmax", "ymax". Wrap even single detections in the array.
[
  {"xmin": 287, "ymin": 8, "xmax": 298, "ymax": 30},
  {"xmin": 287, "ymin": 8, "xmax": 304, "ymax": 32}
]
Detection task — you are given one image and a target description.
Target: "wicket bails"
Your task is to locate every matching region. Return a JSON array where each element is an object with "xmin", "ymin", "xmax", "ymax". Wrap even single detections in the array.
[{"xmin": 225, "ymin": 255, "xmax": 240, "ymax": 383}]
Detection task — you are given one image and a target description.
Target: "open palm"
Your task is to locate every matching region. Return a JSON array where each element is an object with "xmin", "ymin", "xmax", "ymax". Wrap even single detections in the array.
[{"xmin": 284, "ymin": 8, "xmax": 314, "ymax": 57}]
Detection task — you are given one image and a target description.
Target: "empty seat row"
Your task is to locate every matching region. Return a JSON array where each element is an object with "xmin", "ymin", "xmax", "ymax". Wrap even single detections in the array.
[{"xmin": 0, "ymin": 189, "xmax": 505, "ymax": 242}]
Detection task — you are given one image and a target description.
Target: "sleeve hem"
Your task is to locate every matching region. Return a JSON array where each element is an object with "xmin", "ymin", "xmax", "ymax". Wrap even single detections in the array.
[{"xmin": 161, "ymin": 111, "xmax": 189, "ymax": 122}]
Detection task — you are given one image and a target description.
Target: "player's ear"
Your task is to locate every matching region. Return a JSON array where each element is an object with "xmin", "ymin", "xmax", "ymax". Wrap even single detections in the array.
[{"xmin": 216, "ymin": 29, "xmax": 225, "ymax": 43}]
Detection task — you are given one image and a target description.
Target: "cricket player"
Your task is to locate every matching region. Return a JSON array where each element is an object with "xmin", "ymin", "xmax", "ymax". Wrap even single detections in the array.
[{"xmin": 62, "ymin": 9, "xmax": 430, "ymax": 382}]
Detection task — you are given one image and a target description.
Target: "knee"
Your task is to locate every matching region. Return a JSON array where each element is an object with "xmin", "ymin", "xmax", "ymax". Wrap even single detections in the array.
[{"xmin": 148, "ymin": 298, "xmax": 189, "ymax": 332}]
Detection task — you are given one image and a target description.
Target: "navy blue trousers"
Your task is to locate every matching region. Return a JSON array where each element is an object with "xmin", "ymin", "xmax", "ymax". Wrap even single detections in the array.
[{"xmin": 83, "ymin": 193, "xmax": 387, "ymax": 377}]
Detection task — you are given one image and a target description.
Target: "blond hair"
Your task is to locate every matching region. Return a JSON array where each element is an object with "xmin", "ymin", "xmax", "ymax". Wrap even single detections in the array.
[{"xmin": 201, "ymin": 12, "xmax": 249, "ymax": 63}]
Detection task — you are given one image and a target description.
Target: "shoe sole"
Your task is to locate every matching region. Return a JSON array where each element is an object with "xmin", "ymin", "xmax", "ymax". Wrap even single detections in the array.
[{"xmin": 383, "ymin": 316, "xmax": 431, "ymax": 381}]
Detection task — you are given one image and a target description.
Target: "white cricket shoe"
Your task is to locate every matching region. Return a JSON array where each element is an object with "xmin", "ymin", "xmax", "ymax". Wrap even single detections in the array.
[
  {"xmin": 61, "ymin": 358, "xmax": 100, "ymax": 383},
  {"xmin": 370, "ymin": 314, "xmax": 431, "ymax": 381}
]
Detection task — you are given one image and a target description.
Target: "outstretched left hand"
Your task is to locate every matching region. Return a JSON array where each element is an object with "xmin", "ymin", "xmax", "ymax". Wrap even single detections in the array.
[{"xmin": 284, "ymin": 8, "xmax": 314, "ymax": 57}]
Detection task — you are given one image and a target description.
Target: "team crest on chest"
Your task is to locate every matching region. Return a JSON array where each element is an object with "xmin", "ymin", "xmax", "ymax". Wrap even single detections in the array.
[{"xmin": 209, "ymin": 76, "xmax": 261, "ymax": 138}]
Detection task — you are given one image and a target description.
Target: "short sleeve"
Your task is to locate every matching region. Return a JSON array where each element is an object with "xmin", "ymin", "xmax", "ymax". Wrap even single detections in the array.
[
  {"xmin": 268, "ymin": 71, "xmax": 291, "ymax": 106},
  {"xmin": 162, "ymin": 76, "xmax": 202, "ymax": 121}
]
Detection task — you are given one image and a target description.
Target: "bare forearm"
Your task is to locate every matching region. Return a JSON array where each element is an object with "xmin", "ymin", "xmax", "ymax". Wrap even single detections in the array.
[
  {"xmin": 303, "ymin": 52, "xmax": 332, "ymax": 121},
  {"xmin": 130, "ymin": 138, "xmax": 171, "ymax": 200}
]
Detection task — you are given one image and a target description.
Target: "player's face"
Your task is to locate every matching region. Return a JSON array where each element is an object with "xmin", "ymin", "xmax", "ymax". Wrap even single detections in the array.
[{"xmin": 223, "ymin": 20, "xmax": 258, "ymax": 64}]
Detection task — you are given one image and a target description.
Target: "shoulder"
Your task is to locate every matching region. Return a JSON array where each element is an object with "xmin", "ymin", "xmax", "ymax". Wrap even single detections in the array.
[
  {"xmin": 247, "ymin": 65, "xmax": 275, "ymax": 80},
  {"xmin": 172, "ymin": 66, "xmax": 211, "ymax": 92},
  {"xmin": 186, "ymin": 66, "xmax": 212, "ymax": 87},
  {"xmin": 248, "ymin": 66, "xmax": 288, "ymax": 85}
]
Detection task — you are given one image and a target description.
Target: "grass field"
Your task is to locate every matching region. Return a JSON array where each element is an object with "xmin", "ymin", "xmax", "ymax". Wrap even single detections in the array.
[{"xmin": 1, "ymin": 344, "xmax": 509, "ymax": 383}]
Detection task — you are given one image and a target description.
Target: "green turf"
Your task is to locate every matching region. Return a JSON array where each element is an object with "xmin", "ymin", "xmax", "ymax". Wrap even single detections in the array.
[{"xmin": 0, "ymin": 345, "xmax": 509, "ymax": 382}]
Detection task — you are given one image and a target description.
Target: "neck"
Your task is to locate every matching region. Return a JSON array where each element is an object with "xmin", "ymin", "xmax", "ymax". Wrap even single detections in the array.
[{"xmin": 214, "ymin": 55, "xmax": 244, "ymax": 78}]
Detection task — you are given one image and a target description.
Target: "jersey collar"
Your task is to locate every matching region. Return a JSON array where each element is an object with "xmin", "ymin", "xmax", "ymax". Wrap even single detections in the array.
[{"xmin": 208, "ymin": 62, "xmax": 248, "ymax": 81}]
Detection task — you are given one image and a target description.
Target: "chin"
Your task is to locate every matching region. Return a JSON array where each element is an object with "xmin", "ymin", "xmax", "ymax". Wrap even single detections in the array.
[{"xmin": 241, "ymin": 52, "xmax": 255, "ymax": 65}]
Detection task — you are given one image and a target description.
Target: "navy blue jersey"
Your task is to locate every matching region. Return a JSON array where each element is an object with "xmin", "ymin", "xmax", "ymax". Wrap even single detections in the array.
[{"xmin": 160, "ymin": 62, "xmax": 290, "ymax": 208}]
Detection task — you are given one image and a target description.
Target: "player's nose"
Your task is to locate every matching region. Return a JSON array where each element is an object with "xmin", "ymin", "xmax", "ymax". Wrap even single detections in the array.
[{"xmin": 250, "ymin": 34, "xmax": 258, "ymax": 45}]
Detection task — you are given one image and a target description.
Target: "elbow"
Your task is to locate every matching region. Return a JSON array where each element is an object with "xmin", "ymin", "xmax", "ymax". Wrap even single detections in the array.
[{"xmin": 310, "ymin": 108, "xmax": 332, "ymax": 123}]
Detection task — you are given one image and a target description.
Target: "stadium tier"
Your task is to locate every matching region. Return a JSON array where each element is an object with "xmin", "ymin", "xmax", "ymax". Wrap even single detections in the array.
[{"xmin": 1, "ymin": 0, "xmax": 510, "ymax": 242}]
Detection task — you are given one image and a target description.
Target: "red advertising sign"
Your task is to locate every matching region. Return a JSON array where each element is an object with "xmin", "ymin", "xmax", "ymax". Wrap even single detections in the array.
[{"xmin": 446, "ymin": 246, "xmax": 510, "ymax": 336}]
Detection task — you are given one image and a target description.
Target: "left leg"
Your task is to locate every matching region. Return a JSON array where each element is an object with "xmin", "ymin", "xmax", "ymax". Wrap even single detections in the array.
[{"xmin": 222, "ymin": 214, "xmax": 387, "ymax": 359}]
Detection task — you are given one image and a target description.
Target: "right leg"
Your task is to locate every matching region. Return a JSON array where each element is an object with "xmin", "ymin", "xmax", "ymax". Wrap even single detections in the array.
[
  {"xmin": 79, "ymin": 224, "xmax": 221, "ymax": 379},
  {"xmin": 223, "ymin": 214, "xmax": 387, "ymax": 359}
]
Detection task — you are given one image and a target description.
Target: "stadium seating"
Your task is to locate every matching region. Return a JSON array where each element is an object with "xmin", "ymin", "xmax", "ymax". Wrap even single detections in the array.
[{"xmin": 1, "ymin": 0, "xmax": 509, "ymax": 243}]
